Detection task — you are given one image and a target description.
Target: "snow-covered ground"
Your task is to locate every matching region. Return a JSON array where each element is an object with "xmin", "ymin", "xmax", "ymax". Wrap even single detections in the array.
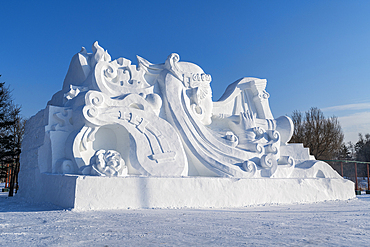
[{"xmin": 1, "ymin": 189, "xmax": 370, "ymax": 246}]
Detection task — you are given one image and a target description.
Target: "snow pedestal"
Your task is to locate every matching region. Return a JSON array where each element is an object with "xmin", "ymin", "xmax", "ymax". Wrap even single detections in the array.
[
  {"xmin": 19, "ymin": 42, "xmax": 355, "ymax": 210},
  {"xmin": 19, "ymin": 174, "xmax": 354, "ymax": 210}
]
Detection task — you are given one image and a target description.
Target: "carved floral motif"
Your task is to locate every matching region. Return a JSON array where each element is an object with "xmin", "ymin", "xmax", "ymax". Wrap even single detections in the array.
[{"xmin": 90, "ymin": 149, "xmax": 127, "ymax": 177}]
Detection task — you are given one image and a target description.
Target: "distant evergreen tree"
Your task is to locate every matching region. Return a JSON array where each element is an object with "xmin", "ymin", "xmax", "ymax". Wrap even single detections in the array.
[
  {"xmin": 337, "ymin": 143, "xmax": 352, "ymax": 160},
  {"xmin": 355, "ymin": 133, "xmax": 370, "ymax": 162},
  {"xmin": 0, "ymin": 75, "xmax": 24, "ymax": 196}
]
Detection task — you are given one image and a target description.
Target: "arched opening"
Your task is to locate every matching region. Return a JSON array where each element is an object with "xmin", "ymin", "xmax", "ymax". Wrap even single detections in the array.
[{"xmin": 93, "ymin": 124, "xmax": 140, "ymax": 175}]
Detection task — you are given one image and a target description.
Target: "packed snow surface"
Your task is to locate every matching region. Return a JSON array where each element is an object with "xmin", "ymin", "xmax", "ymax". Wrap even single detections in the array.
[{"xmin": 1, "ymin": 192, "xmax": 369, "ymax": 246}]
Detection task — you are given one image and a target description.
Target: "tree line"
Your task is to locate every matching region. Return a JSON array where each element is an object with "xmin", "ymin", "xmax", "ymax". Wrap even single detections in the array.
[
  {"xmin": 289, "ymin": 107, "xmax": 370, "ymax": 177},
  {"xmin": 289, "ymin": 107, "xmax": 370, "ymax": 162}
]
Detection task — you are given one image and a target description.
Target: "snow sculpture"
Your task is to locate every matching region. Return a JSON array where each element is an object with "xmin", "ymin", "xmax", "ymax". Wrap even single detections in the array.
[
  {"xmin": 19, "ymin": 42, "xmax": 355, "ymax": 210},
  {"xmin": 40, "ymin": 41, "xmax": 297, "ymax": 178}
]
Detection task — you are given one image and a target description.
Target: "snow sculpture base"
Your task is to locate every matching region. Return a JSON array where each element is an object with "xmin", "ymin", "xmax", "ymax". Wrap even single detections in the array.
[{"xmin": 19, "ymin": 173, "xmax": 354, "ymax": 210}]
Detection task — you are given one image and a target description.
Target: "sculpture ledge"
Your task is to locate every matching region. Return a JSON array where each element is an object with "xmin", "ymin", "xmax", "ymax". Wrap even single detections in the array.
[{"xmin": 18, "ymin": 173, "xmax": 355, "ymax": 210}]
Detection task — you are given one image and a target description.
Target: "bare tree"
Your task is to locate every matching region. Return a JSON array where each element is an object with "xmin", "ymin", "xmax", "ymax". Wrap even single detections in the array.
[{"xmin": 289, "ymin": 107, "xmax": 344, "ymax": 160}]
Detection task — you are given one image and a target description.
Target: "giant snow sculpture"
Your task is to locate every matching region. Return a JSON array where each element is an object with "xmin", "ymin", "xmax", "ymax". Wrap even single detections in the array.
[{"xmin": 19, "ymin": 42, "xmax": 355, "ymax": 210}]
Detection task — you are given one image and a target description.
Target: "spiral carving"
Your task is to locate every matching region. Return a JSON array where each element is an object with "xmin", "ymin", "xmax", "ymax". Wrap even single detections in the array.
[
  {"xmin": 88, "ymin": 92, "xmax": 104, "ymax": 107},
  {"xmin": 242, "ymin": 160, "xmax": 257, "ymax": 176},
  {"xmin": 170, "ymin": 53, "xmax": 180, "ymax": 63},
  {"xmin": 260, "ymin": 153, "xmax": 277, "ymax": 169},
  {"xmin": 103, "ymin": 64, "xmax": 117, "ymax": 79},
  {"xmin": 267, "ymin": 130, "xmax": 280, "ymax": 142},
  {"xmin": 92, "ymin": 97, "xmax": 102, "ymax": 106},
  {"xmin": 255, "ymin": 91, "xmax": 270, "ymax": 101},
  {"xmin": 254, "ymin": 143, "xmax": 264, "ymax": 154},
  {"xmin": 86, "ymin": 106, "xmax": 98, "ymax": 118},
  {"xmin": 262, "ymin": 90, "xmax": 270, "ymax": 99},
  {"xmin": 265, "ymin": 144, "xmax": 279, "ymax": 154},
  {"xmin": 260, "ymin": 153, "xmax": 278, "ymax": 177}
]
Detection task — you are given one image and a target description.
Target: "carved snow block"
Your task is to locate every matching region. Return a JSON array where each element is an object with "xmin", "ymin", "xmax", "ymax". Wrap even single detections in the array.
[{"xmin": 21, "ymin": 174, "xmax": 354, "ymax": 210}]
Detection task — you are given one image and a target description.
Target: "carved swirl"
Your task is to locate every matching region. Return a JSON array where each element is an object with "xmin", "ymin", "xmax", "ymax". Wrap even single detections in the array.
[
  {"xmin": 242, "ymin": 160, "xmax": 257, "ymax": 174},
  {"xmin": 260, "ymin": 153, "xmax": 277, "ymax": 169},
  {"xmin": 103, "ymin": 64, "xmax": 117, "ymax": 79},
  {"xmin": 170, "ymin": 53, "xmax": 180, "ymax": 63},
  {"xmin": 255, "ymin": 90, "xmax": 270, "ymax": 101},
  {"xmin": 86, "ymin": 106, "xmax": 98, "ymax": 118},
  {"xmin": 262, "ymin": 90, "xmax": 270, "ymax": 99},
  {"xmin": 265, "ymin": 144, "xmax": 279, "ymax": 155},
  {"xmin": 254, "ymin": 143, "xmax": 264, "ymax": 154},
  {"xmin": 165, "ymin": 53, "xmax": 182, "ymax": 80},
  {"xmin": 88, "ymin": 91, "xmax": 104, "ymax": 107},
  {"xmin": 267, "ymin": 130, "xmax": 280, "ymax": 142},
  {"xmin": 192, "ymin": 73, "xmax": 200, "ymax": 81},
  {"xmin": 92, "ymin": 96, "xmax": 103, "ymax": 106}
]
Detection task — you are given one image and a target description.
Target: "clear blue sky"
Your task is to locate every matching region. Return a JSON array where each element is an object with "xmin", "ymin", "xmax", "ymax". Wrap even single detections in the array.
[{"xmin": 1, "ymin": 1, "xmax": 370, "ymax": 143}]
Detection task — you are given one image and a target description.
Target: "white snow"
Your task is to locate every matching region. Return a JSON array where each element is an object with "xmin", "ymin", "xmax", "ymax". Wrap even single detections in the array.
[
  {"xmin": 1, "ymin": 190, "xmax": 369, "ymax": 246},
  {"xmin": 18, "ymin": 173, "xmax": 355, "ymax": 210}
]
